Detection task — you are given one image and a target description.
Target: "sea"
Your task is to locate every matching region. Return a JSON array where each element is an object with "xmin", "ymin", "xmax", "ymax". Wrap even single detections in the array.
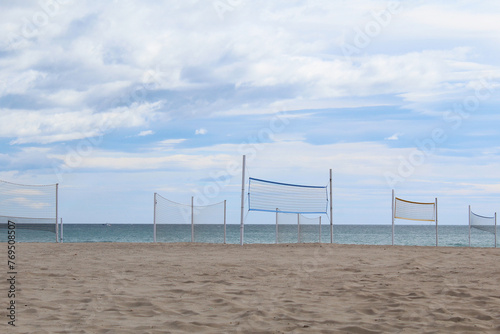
[{"xmin": 5, "ymin": 224, "xmax": 498, "ymax": 248}]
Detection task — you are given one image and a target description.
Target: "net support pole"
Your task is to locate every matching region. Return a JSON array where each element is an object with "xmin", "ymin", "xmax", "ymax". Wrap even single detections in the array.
[
  {"xmin": 468, "ymin": 205, "xmax": 471, "ymax": 247},
  {"xmin": 495, "ymin": 212, "xmax": 497, "ymax": 248},
  {"xmin": 435, "ymin": 197, "xmax": 438, "ymax": 247},
  {"xmin": 191, "ymin": 196, "xmax": 194, "ymax": 243},
  {"xmin": 275, "ymin": 208, "xmax": 278, "ymax": 244},
  {"xmin": 240, "ymin": 155, "xmax": 246, "ymax": 246},
  {"xmin": 329, "ymin": 169, "xmax": 333, "ymax": 244},
  {"xmin": 153, "ymin": 193, "xmax": 157, "ymax": 243},
  {"xmin": 319, "ymin": 216, "xmax": 322, "ymax": 243},
  {"xmin": 224, "ymin": 200, "xmax": 227, "ymax": 244},
  {"xmin": 392, "ymin": 189, "xmax": 395, "ymax": 246},
  {"xmin": 297, "ymin": 213, "xmax": 300, "ymax": 243},
  {"xmin": 55, "ymin": 183, "xmax": 59, "ymax": 243}
]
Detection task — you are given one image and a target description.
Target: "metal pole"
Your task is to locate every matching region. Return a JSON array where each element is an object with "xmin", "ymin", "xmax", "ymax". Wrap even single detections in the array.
[
  {"xmin": 224, "ymin": 200, "xmax": 226, "ymax": 244},
  {"xmin": 240, "ymin": 155, "xmax": 246, "ymax": 246},
  {"xmin": 297, "ymin": 213, "xmax": 300, "ymax": 243},
  {"xmin": 55, "ymin": 183, "xmax": 59, "ymax": 243},
  {"xmin": 468, "ymin": 205, "xmax": 471, "ymax": 247},
  {"xmin": 495, "ymin": 212, "xmax": 497, "ymax": 248},
  {"xmin": 60, "ymin": 217, "xmax": 63, "ymax": 243},
  {"xmin": 435, "ymin": 197, "xmax": 438, "ymax": 247},
  {"xmin": 329, "ymin": 169, "xmax": 333, "ymax": 244},
  {"xmin": 319, "ymin": 216, "xmax": 322, "ymax": 243},
  {"xmin": 191, "ymin": 196, "xmax": 194, "ymax": 243},
  {"xmin": 154, "ymin": 193, "xmax": 157, "ymax": 243},
  {"xmin": 275, "ymin": 208, "xmax": 278, "ymax": 244},
  {"xmin": 392, "ymin": 189, "xmax": 395, "ymax": 246}
]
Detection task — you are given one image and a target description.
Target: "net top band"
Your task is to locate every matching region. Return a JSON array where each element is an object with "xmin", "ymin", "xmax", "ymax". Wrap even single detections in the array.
[
  {"xmin": 0, "ymin": 179, "xmax": 57, "ymax": 187},
  {"xmin": 249, "ymin": 177, "xmax": 327, "ymax": 189},
  {"xmin": 470, "ymin": 211, "xmax": 495, "ymax": 220},
  {"xmin": 395, "ymin": 197, "xmax": 435, "ymax": 206},
  {"xmin": 249, "ymin": 208, "xmax": 328, "ymax": 214}
]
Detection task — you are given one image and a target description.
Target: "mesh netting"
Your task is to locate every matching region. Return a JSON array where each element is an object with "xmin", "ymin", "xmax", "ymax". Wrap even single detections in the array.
[
  {"xmin": 276, "ymin": 211, "xmax": 299, "ymax": 243},
  {"xmin": 0, "ymin": 215, "xmax": 56, "ymax": 233},
  {"xmin": 249, "ymin": 178, "xmax": 328, "ymax": 214},
  {"xmin": 193, "ymin": 201, "xmax": 225, "ymax": 243},
  {"xmin": 298, "ymin": 215, "xmax": 321, "ymax": 243},
  {"xmin": 154, "ymin": 194, "xmax": 225, "ymax": 243},
  {"xmin": 470, "ymin": 211, "xmax": 496, "ymax": 234},
  {"xmin": 394, "ymin": 197, "xmax": 435, "ymax": 221},
  {"xmin": 0, "ymin": 180, "xmax": 57, "ymax": 219},
  {"xmin": 276, "ymin": 212, "xmax": 321, "ymax": 243},
  {"xmin": 155, "ymin": 195, "xmax": 191, "ymax": 225}
]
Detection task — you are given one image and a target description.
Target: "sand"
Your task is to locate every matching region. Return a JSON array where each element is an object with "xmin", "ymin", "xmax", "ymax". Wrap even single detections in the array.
[{"xmin": 2, "ymin": 243, "xmax": 500, "ymax": 333}]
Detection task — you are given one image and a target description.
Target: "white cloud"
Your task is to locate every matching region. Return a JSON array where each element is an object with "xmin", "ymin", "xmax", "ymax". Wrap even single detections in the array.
[
  {"xmin": 138, "ymin": 130, "xmax": 154, "ymax": 137},
  {"xmin": 2, "ymin": 1, "xmax": 498, "ymax": 120},
  {"xmin": 150, "ymin": 139, "xmax": 187, "ymax": 151},
  {"xmin": 386, "ymin": 133, "xmax": 401, "ymax": 141},
  {"xmin": 195, "ymin": 128, "xmax": 207, "ymax": 135},
  {"xmin": 158, "ymin": 139, "xmax": 186, "ymax": 145},
  {"xmin": 57, "ymin": 149, "xmax": 231, "ymax": 171},
  {"xmin": 0, "ymin": 101, "xmax": 163, "ymax": 144}
]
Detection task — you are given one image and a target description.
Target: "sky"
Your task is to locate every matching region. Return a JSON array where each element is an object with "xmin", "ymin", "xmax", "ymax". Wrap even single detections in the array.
[{"xmin": 1, "ymin": 0, "xmax": 500, "ymax": 226}]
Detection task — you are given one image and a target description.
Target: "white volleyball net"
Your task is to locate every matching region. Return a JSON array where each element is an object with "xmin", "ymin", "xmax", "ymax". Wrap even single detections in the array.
[
  {"xmin": 470, "ymin": 211, "xmax": 496, "ymax": 234},
  {"xmin": 276, "ymin": 212, "xmax": 322, "ymax": 243},
  {"xmin": 392, "ymin": 193, "xmax": 438, "ymax": 246},
  {"xmin": 469, "ymin": 208, "xmax": 496, "ymax": 247},
  {"xmin": 0, "ymin": 216, "xmax": 56, "ymax": 232},
  {"xmin": 154, "ymin": 193, "xmax": 226, "ymax": 243},
  {"xmin": 394, "ymin": 197, "xmax": 436, "ymax": 222},
  {"xmin": 193, "ymin": 201, "xmax": 226, "ymax": 244},
  {"xmin": 0, "ymin": 180, "xmax": 59, "ymax": 242}
]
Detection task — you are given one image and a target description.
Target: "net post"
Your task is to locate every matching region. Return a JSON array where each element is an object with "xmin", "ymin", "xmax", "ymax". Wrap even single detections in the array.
[
  {"xmin": 468, "ymin": 205, "xmax": 471, "ymax": 247},
  {"xmin": 435, "ymin": 197, "xmax": 438, "ymax": 247},
  {"xmin": 240, "ymin": 155, "xmax": 246, "ymax": 246},
  {"xmin": 329, "ymin": 169, "xmax": 333, "ymax": 244},
  {"xmin": 392, "ymin": 189, "xmax": 395, "ymax": 246},
  {"xmin": 319, "ymin": 216, "xmax": 322, "ymax": 243},
  {"xmin": 55, "ymin": 183, "xmax": 59, "ymax": 243},
  {"xmin": 153, "ymin": 193, "xmax": 157, "ymax": 243},
  {"xmin": 297, "ymin": 213, "xmax": 300, "ymax": 243},
  {"xmin": 60, "ymin": 217, "xmax": 63, "ymax": 243},
  {"xmin": 275, "ymin": 208, "xmax": 278, "ymax": 244},
  {"xmin": 224, "ymin": 200, "xmax": 227, "ymax": 244},
  {"xmin": 495, "ymin": 212, "xmax": 497, "ymax": 248},
  {"xmin": 191, "ymin": 196, "xmax": 194, "ymax": 243}
]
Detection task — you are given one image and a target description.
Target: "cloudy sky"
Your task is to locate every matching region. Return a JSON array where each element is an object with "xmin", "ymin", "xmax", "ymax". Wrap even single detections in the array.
[{"xmin": 1, "ymin": 0, "xmax": 500, "ymax": 226}]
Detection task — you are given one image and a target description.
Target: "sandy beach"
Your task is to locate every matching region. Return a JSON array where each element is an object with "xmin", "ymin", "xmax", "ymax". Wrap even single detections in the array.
[{"xmin": 2, "ymin": 243, "xmax": 500, "ymax": 333}]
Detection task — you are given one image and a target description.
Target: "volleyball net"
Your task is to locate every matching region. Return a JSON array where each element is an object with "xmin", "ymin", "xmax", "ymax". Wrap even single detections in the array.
[
  {"xmin": 0, "ymin": 180, "xmax": 59, "ymax": 242},
  {"xmin": 392, "ymin": 190, "xmax": 438, "ymax": 246},
  {"xmin": 275, "ymin": 211, "xmax": 322, "ymax": 244},
  {"xmin": 245, "ymin": 175, "xmax": 330, "ymax": 244},
  {"xmin": 469, "ymin": 206, "xmax": 496, "ymax": 247},
  {"xmin": 248, "ymin": 177, "xmax": 328, "ymax": 214},
  {"xmin": 153, "ymin": 193, "xmax": 226, "ymax": 243}
]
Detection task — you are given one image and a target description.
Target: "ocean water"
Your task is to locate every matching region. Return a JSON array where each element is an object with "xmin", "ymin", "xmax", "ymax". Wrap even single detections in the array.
[{"xmin": 3, "ymin": 223, "xmax": 498, "ymax": 248}]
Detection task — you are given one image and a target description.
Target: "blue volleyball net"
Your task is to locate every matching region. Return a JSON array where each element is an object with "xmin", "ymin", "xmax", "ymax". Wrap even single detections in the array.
[{"xmin": 248, "ymin": 177, "xmax": 328, "ymax": 214}]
